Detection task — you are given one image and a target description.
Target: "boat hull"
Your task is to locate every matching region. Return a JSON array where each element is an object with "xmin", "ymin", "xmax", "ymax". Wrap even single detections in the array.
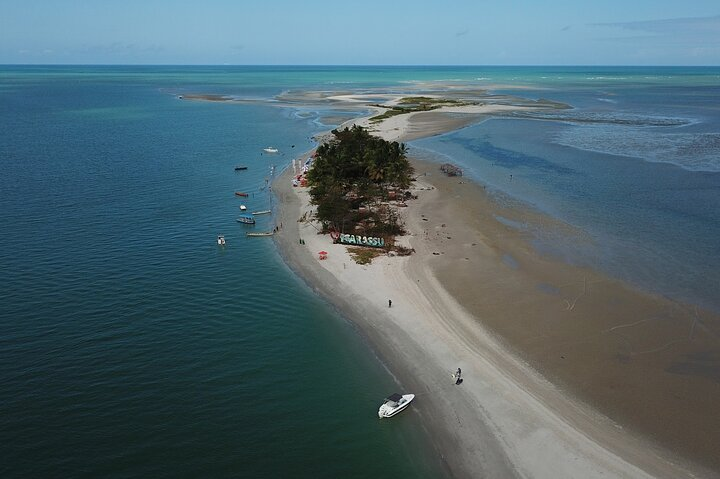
[{"xmin": 378, "ymin": 394, "xmax": 414, "ymax": 418}]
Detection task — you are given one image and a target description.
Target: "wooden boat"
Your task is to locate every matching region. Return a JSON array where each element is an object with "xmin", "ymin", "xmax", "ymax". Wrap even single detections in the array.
[
  {"xmin": 235, "ymin": 192, "xmax": 249, "ymax": 197},
  {"xmin": 246, "ymin": 232, "xmax": 274, "ymax": 237},
  {"xmin": 236, "ymin": 214, "xmax": 256, "ymax": 224},
  {"xmin": 234, "ymin": 166, "xmax": 248, "ymax": 171},
  {"xmin": 251, "ymin": 210, "xmax": 271, "ymax": 215}
]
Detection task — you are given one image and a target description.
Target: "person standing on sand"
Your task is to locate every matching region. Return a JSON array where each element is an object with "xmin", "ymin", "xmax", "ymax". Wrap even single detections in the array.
[
  {"xmin": 455, "ymin": 368, "xmax": 462, "ymax": 385},
  {"xmin": 388, "ymin": 299, "xmax": 392, "ymax": 308}
]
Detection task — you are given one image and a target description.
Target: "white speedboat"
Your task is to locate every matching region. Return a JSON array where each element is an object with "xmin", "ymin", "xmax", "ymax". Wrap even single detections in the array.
[
  {"xmin": 239, "ymin": 204, "xmax": 247, "ymax": 211},
  {"xmin": 217, "ymin": 235, "xmax": 226, "ymax": 246},
  {"xmin": 263, "ymin": 147, "xmax": 279, "ymax": 153},
  {"xmin": 378, "ymin": 393, "xmax": 414, "ymax": 418}
]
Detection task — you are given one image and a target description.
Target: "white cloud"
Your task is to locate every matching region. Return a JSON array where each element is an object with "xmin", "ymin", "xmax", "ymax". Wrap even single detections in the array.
[{"xmin": 592, "ymin": 14, "xmax": 720, "ymax": 43}]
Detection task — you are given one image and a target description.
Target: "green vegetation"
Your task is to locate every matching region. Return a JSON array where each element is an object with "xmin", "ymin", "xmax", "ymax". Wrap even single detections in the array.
[
  {"xmin": 347, "ymin": 247, "xmax": 384, "ymax": 265},
  {"xmin": 306, "ymin": 125, "xmax": 414, "ymax": 240},
  {"xmin": 369, "ymin": 96, "xmax": 474, "ymax": 123}
]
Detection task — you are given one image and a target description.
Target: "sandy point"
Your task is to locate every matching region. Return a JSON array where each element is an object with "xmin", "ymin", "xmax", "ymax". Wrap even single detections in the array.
[{"xmin": 270, "ymin": 105, "xmax": 718, "ymax": 477}]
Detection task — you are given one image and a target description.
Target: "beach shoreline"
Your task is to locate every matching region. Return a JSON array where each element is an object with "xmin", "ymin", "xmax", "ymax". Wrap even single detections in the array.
[{"xmin": 270, "ymin": 103, "xmax": 719, "ymax": 477}]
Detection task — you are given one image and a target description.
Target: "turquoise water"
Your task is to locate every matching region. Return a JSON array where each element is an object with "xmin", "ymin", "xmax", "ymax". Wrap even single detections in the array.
[{"xmin": 2, "ymin": 65, "xmax": 719, "ymax": 477}]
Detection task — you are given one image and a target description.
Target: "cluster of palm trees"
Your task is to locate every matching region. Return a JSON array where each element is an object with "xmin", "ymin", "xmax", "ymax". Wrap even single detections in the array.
[{"xmin": 306, "ymin": 125, "xmax": 414, "ymax": 236}]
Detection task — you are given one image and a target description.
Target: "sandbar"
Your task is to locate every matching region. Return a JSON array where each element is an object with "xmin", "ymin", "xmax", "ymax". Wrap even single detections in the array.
[{"xmin": 271, "ymin": 91, "xmax": 720, "ymax": 477}]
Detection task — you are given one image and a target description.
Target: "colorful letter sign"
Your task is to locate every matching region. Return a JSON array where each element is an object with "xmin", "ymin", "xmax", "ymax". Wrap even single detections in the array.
[{"xmin": 338, "ymin": 233, "xmax": 385, "ymax": 248}]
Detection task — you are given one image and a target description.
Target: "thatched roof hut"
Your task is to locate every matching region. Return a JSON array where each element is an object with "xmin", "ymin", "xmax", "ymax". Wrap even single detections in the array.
[{"xmin": 441, "ymin": 163, "xmax": 463, "ymax": 176}]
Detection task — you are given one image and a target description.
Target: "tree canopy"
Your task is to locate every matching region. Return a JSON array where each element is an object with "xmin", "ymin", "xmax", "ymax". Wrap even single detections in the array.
[{"xmin": 306, "ymin": 125, "xmax": 414, "ymax": 232}]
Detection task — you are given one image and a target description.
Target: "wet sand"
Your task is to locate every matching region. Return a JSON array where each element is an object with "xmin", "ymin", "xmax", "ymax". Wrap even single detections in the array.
[
  {"xmin": 413, "ymin": 161, "xmax": 720, "ymax": 473},
  {"xmin": 262, "ymin": 87, "xmax": 720, "ymax": 477},
  {"xmin": 273, "ymin": 145, "xmax": 719, "ymax": 478}
]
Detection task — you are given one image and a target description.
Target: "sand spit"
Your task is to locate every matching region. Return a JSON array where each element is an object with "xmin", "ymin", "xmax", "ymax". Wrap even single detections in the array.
[
  {"xmin": 269, "ymin": 100, "xmax": 719, "ymax": 477},
  {"xmin": 274, "ymin": 160, "xmax": 717, "ymax": 478}
]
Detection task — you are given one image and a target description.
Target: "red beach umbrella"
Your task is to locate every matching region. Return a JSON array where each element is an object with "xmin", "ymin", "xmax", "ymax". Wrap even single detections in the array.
[{"xmin": 318, "ymin": 251, "xmax": 328, "ymax": 255}]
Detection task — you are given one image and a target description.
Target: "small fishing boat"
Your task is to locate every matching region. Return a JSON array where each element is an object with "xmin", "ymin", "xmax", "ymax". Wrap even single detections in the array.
[
  {"xmin": 217, "ymin": 235, "xmax": 226, "ymax": 245},
  {"xmin": 239, "ymin": 204, "xmax": 247, "ymax": 211},
  {"xmin": 378, "ymin": 393, "xmax": 414, "ymax": 418},
  {"xmin": 246, "ymin": 232, "xmax": 274, "ymax": 237},
  {"xmin": 263, "ymin": 147, "xmax": 279, "ymax": 153},
  {"xmin": 235, "ymin": 192, "xmax": 249, "ymax": 197},
  {"xmin": 234, "ymin": 166, "xmax": 248, "ymax": 171},
  {"xmin": 251, "ymin": 210, "xmax": 271, "ymax": 215},
  {"xmin": 236, "ymin": 214, "xmax": 256, "ymax": 225}
]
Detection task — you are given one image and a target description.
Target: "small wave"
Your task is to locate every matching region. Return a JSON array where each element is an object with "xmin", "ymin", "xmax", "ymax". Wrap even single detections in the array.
[
  {"xmin": 511, "ymin": 110, "xmax": 693, "ymax": 127},
  {"xmin": 554, "ymin": 127, "xmax": 720, "ymax": 172},
  {"xmin": 428, "ymin": 78, "xmax": 468, "ymax": 83}
]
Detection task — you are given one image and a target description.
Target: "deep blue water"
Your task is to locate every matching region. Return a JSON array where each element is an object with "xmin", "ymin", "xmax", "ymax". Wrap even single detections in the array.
[{"xmin": 2, "ymin": 65, "xmax": 719, "ymax": 477}]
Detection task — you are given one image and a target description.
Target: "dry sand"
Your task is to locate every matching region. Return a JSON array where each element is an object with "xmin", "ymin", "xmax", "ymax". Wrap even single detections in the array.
[{"xmin": 270, "ymin": 103, "xmax": 719, "ymax": 478}]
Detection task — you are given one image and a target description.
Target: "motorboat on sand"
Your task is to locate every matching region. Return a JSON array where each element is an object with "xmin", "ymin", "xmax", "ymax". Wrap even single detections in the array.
[{"xmin": 378, "ymin": 393, "xmax": 414, "ymax": 418}]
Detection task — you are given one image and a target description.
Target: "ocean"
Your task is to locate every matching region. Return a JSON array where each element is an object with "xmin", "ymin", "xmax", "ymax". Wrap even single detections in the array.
[
  {"xmin": 1, "ymin": 65, "xmax": 719, "ymax": 477},
  {"xmin": 0, "ymin": 66, "xmax": 443, "ymax": 478}
]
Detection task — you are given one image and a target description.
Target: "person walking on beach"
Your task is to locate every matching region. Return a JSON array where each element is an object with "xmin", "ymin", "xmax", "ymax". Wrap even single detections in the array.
[
  {"xmin": 455, "ymin": 367, "xmax": 462, "ymax": 385},
  {"xmin": 388, "ymin": 299, "xmax": 392, "ymax": 308}
]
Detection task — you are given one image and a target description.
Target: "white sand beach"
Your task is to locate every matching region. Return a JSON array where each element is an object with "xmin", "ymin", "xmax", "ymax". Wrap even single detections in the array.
[{"xmin": 272, "ymin": 104, "xmax": 718, "ymax": 478}]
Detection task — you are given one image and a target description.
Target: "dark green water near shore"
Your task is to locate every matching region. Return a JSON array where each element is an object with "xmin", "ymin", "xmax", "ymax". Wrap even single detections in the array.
[{"xmin": 0, "ymin": 67, "xmax": 443, "ymax": 478}]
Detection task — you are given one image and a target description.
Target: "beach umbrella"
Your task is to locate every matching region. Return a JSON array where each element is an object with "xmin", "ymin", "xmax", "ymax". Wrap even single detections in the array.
[{"xmin": 318, "ymin": 251, "xmax": 328, "ymax": 255}]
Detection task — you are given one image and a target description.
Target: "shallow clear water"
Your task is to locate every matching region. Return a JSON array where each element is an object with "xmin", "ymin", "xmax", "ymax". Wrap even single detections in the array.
[{"xmin": 412, "ymin": 68, "xmax": 720, "ymax": 311}]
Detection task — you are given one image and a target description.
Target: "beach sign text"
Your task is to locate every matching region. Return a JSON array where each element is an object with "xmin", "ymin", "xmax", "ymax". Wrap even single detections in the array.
[{"xmin": 338, "ymin": 233, "xmax": 385, "ymax": 248}]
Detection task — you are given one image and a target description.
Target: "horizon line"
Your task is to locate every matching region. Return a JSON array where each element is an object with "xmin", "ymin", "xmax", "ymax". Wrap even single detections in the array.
[{"xmin": 1, "ymin": 63, "xmax": 719, "ymax": 68}]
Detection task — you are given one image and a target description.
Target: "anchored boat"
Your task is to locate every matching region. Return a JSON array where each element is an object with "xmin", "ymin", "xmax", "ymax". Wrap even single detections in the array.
[
  {"xmin": 263, "ymin": 147, "xmax": 279, "ymax": 153},
  {"xmin": 378, "ymin": 393, "xmax": 414, "ymax": 418},
  {"xmin": 251, "ymin": 210, "xmax": 271, "ymax": 215},
  {"xmin": 235, "ymin": 192, "xmax": 249, "ymax": 197},
  {"xmin": 234, "ymin": 166, "xmax": 248, "ymax": 171},
  {"xmin": 236, "ymin": 214, "xmax": 256, "ymax": 225}
]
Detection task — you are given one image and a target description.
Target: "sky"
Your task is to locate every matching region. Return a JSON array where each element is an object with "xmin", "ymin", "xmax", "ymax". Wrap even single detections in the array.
[{"xmin": 1, "ymin": 0, "xmax": 719, "ymax": 65}]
